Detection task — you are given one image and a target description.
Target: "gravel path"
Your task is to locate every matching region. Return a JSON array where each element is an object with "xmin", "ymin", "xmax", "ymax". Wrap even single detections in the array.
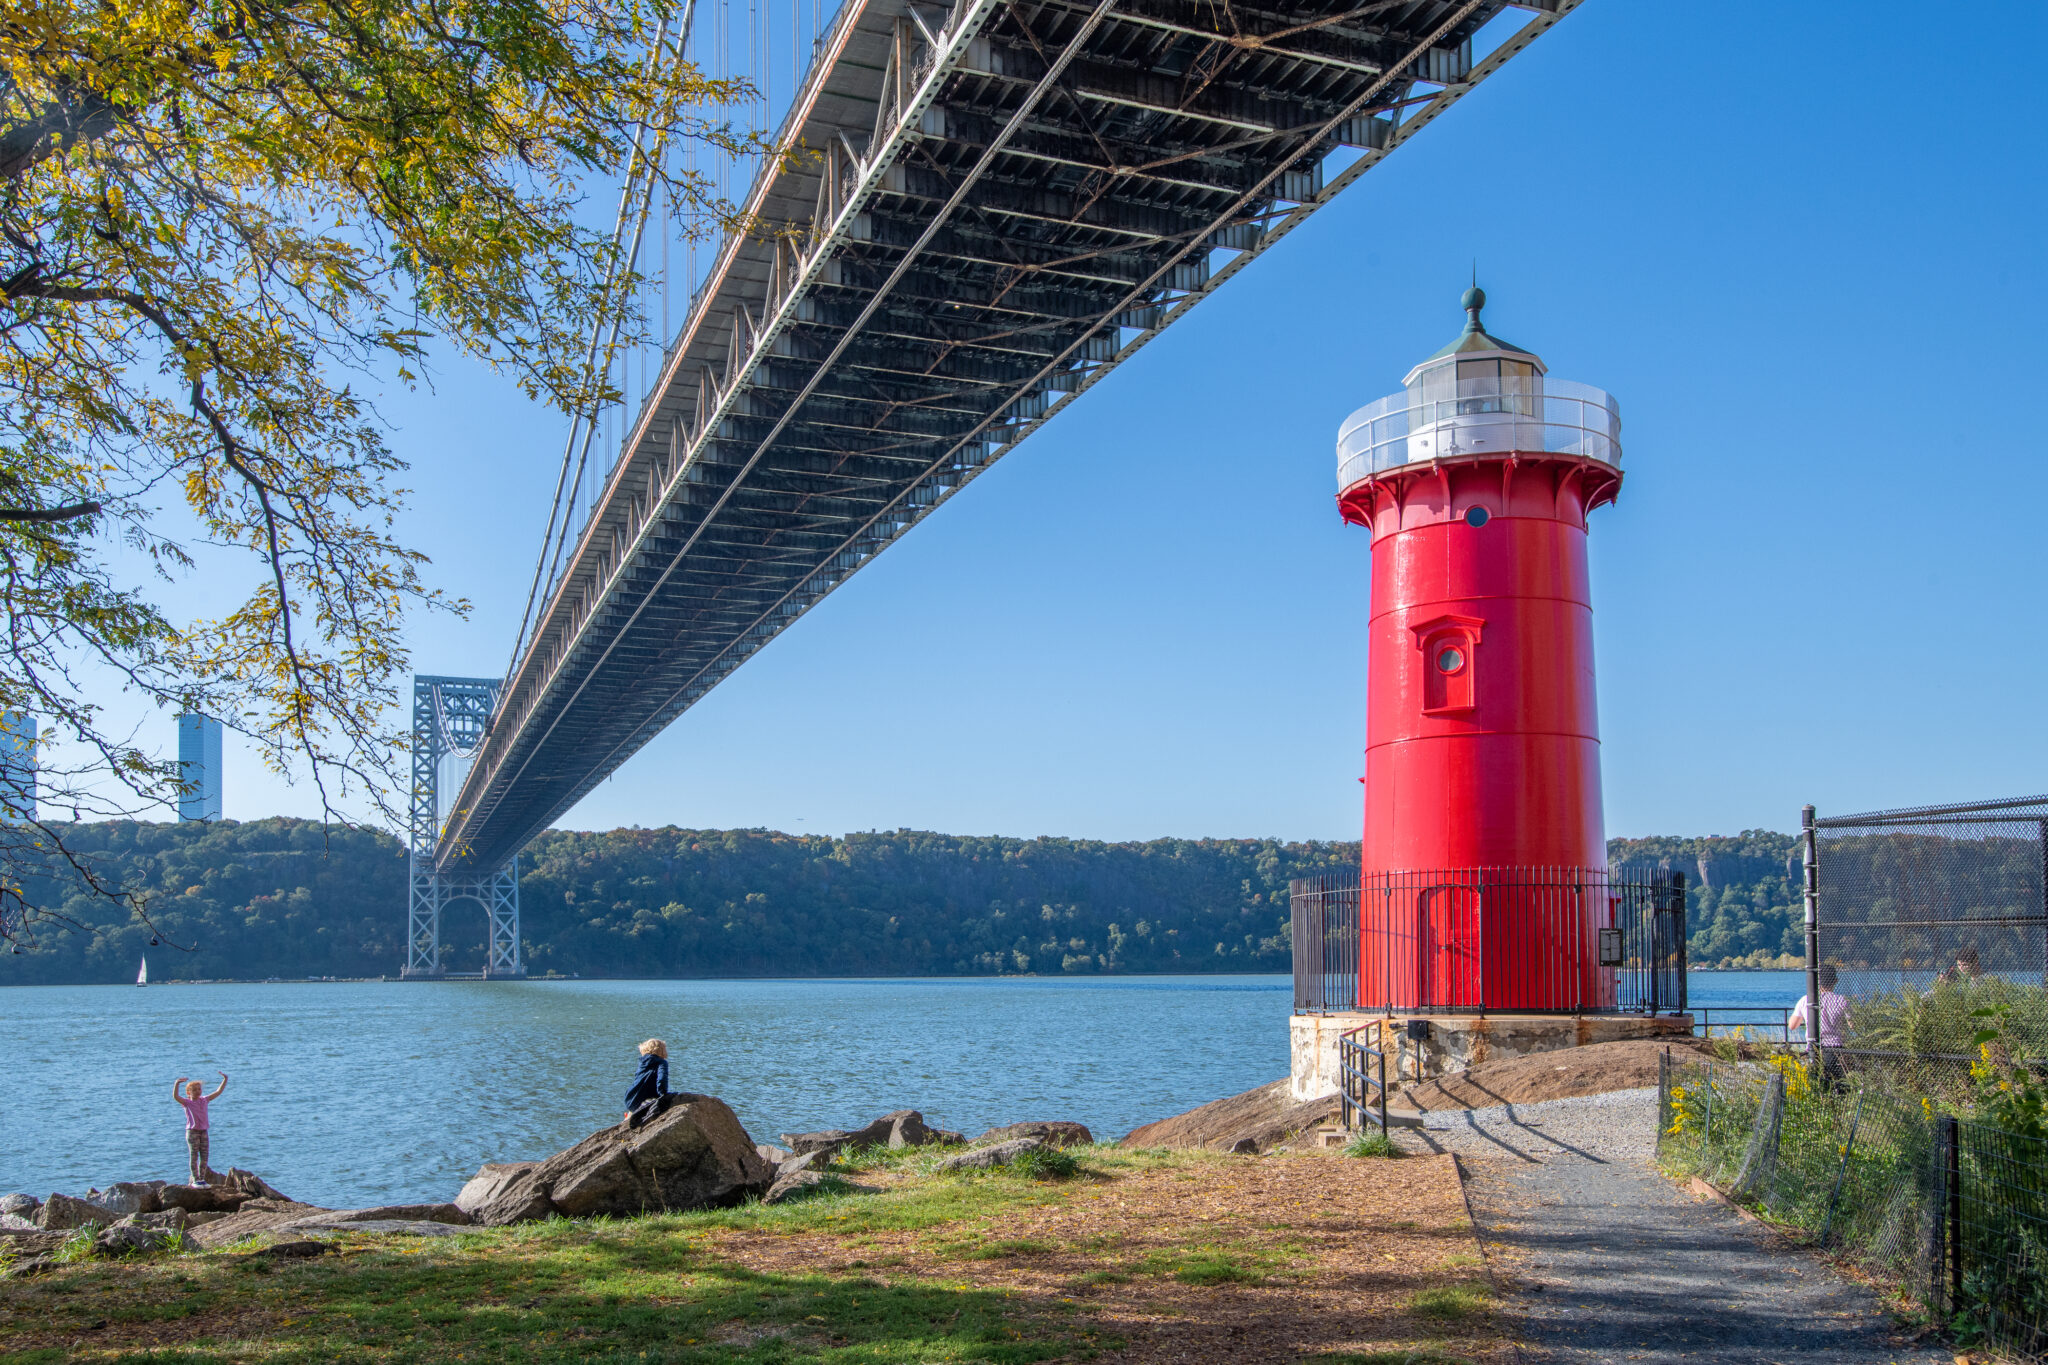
[{"xmin": 1392, "ymin": 1088, "xmax": 1948, "ymax": 1364}]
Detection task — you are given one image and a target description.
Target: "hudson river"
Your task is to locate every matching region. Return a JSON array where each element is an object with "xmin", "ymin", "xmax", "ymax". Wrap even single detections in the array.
[{"xmin": 4, "ymin": 972, "xmax": 1801, "ymax": 1208}]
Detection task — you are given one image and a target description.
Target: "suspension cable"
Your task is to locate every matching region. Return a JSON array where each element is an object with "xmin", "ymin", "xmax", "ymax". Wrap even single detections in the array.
[{"xmin": 504, "ymin": 0, "xmax": 702, "ymax": 684}]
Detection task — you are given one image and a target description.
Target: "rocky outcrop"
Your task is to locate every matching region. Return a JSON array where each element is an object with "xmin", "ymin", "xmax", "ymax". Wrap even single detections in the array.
[
  {"xmin": 932, "ymin": 1137, "xmax": 1044, "ymax": 1172},
  {"xmin": 975, "ymin": 1121, "xmax": 1092, "ymax": 1148},
  {"xmin": 188, "ymin": 1200, "xmax": 335, "ymax": 1250},
  {"xmin": 0, "ymin": 1194, "xmax": 39, "ymax": 1218},
  {"xmin": 1121, "ymin": 1079, "xmax": 1342, "ymax": 1155},
  {"xmin": 283, "ymin": 1219, "xmax": 469, "ymax": 1238},
  {"xmin": 290, "ymin": 1204, "xmax": 471, "ymax": 1228},
  {"xmin": 464, "ymin": 1094, "xmax": 773, "ymax": 1226},
  {"xmin": 778, "ymin": 1110, "xmax": 963, "ymax": 1159}
]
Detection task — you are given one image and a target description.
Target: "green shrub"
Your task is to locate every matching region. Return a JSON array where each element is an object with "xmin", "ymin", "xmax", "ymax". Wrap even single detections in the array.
[
  {"xmin": 1345, "ymin": 1129, "xmax": 1403, "ymax": 1159},
  {"xmin": 1007, "ymin": 1146, "xmax": 1080, "ymax": 1180}
]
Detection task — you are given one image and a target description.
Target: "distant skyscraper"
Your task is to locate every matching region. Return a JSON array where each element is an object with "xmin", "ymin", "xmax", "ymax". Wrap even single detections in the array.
[
  {"xmin": 0, "ymin": 712, "xmax": 35, "ymax": 822},
  {"xmin": 177, "ymin": 713, "xmax": 223, "ymax": 822}
]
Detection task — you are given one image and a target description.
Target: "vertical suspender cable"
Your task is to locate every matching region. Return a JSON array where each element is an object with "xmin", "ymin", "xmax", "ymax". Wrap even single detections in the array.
[{"xmin": 504, "ymin": 0, "xmax": 699, "ymax": 683}]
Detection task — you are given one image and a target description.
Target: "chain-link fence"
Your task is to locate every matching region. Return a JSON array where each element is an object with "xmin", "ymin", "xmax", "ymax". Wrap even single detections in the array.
[
  {"xmin": 1660, "ymin": 1041, "xmax": 2048, "ymax": 1358},
  {"xmin": 1812, "ymin": 795, "xmax": 2048, "ymax": 1076}
]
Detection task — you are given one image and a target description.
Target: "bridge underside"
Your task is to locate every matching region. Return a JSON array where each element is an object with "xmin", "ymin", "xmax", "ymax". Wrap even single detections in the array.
[{"xmin": 439, "ymin": 0, "xmax": 1578, "ymax": 874}]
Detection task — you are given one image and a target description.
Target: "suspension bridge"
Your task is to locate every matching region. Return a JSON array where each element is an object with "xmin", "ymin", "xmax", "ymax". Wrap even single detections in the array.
[{"xmin": 402, "ymin": 0, "xmax": 1584, "ymax": 976}]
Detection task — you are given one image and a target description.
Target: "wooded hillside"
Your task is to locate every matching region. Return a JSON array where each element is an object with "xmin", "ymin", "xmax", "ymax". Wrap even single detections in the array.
[{"xmin": 0, "ymin": 821, "xmax": 1807, "ymax": 983}]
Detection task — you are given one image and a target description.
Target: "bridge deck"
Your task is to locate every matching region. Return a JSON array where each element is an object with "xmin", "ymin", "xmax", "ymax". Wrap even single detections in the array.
[{"xmin": 439, "ymin": 0, "xmax": 1580, "ymax": 873}]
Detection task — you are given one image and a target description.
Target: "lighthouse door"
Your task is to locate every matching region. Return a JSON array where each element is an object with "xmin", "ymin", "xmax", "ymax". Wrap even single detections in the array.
[{"xmin": 1415, "ymin": 881, "xmax": 1481, "ymax": 1009}]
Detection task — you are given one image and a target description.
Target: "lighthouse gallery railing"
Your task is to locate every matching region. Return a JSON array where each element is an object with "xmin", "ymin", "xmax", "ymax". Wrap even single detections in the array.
[
  {"xmin": 1335, "ymin": 376, "xmax": 1622, "ymax": 490},
  {"xmin": 1291, "ymin": 865, "xmax": 1687, "ymax": 1016}
]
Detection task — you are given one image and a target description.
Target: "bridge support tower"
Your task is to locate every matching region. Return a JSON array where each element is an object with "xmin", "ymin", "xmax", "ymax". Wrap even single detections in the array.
[{"xmin": 403, "ymin": 675, "xmax": 523, "ymax": 979}]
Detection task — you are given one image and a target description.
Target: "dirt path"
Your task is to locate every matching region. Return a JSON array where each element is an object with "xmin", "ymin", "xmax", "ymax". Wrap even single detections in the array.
[{"xmin": 1405, "ymin": 1091, "xmax": 1950, "ymax": 1364}]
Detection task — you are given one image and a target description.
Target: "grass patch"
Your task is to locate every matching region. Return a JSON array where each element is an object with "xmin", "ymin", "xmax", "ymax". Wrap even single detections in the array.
[
  {"xmin": 1138, "ymin": 1247, "xmax": 1269, "ymax": 1286},
  {"xmin": 1345, "ymin": 1130, "xmax": 1404, "ymax": 1159},
  {"xmin": 967, "ymin": 1239, "xmax": 1055, "ymax": 1261},
  {"xmin": 1069, "ymin": 1270, "xmax": 1129, "ymax": 1288},
  {"xmin": 1404, "ymin": 1283, "xmax": 1491, "ymax": 1323}
]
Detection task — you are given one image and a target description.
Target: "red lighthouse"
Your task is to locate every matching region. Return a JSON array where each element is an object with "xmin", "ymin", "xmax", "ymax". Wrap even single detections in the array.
[{"xmin": 1336, "ymin": 288, "xmax": 1624, "ymax": 1012}]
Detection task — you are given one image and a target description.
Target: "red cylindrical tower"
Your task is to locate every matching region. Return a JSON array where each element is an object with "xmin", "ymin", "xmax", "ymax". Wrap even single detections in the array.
[{"xmin": 1337, "ymin": 288, "xmax": 1623, "ymax": 1012}]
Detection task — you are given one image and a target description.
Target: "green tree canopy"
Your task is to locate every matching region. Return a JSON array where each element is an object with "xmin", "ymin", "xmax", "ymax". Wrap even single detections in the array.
[{"xmin": 0, "ymin": 0, "xmax": 751, "ymax": 941}]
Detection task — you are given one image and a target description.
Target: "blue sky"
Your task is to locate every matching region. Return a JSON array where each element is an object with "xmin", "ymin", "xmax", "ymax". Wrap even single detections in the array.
[{"xmin": 137, "ymin": 0, "xmax": 2048, "ymax": 842}]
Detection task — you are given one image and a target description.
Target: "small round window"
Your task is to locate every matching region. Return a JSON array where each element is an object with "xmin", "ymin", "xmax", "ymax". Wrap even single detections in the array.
[
  {"xmin": 1436, "ymin": 646, "xmax": 1465, "ymax": 674},
  {"xmin": 1464, "ymin": 506, "xmax": 1491, "ymax": 528}
]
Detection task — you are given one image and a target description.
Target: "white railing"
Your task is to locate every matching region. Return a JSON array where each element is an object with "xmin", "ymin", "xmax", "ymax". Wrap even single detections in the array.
[{"xmin": 1336, "ymin": 376, "xmax": 1622, "ymax": 491}]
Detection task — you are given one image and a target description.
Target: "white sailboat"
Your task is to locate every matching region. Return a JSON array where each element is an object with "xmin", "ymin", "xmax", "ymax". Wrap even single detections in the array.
[{"xmin": 136, "ymin": 955, "xmax": 148, "ymax": 988}]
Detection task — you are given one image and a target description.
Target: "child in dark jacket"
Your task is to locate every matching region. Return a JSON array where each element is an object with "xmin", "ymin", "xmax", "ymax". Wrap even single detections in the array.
[{"xmin": 623, "ymin": 1039, "xmax": 670, "ymax": 1127}]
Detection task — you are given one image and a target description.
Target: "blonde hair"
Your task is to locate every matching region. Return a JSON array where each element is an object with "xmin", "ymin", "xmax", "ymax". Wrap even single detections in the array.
[{"xmin": 638, "ymin": 1039, "xmax": 667, "ymax": 1058}]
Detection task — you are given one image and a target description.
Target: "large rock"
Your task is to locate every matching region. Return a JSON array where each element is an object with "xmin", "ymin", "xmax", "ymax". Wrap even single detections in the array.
[
  {"xmin": 779, "ymin": 1110, "xmax": 962, "ymax": 1159},
  {"xmin": 0, "ymin": 1194, "xmax": 39, "ymax": 1218},
  {"xmin": 93, "ymin": 1220, "xmax": 176, "ymax": 1256},
  {"xmin": 976, "ymin": 1121, "xmax": 1093, "ymax": 1148},
  {"xmin": 158, "ymin": 1184, "xmax": 248, "ymax": 1214},
  {"xmin": 93, "ymin": 1182, "xmax": 165, "ymax": 1216},
  {"xmin": 932, "ymin": 1137, "xmax": 1045, "ymax": 1173},
  {"xmin": 36, "ymin": 1192, "xmax": 116, "ymax": 1230},
  {"xmin": 0, "ymin": 1214, "xmax": 36, "ymax": 1232},
  {"xmin": 455, "ymin": 1164, "xmax": 538, "ymax": 1219},
  {"xmin": 466, "ymin": 1094, "xmax": 773, "ymax": 1227}
]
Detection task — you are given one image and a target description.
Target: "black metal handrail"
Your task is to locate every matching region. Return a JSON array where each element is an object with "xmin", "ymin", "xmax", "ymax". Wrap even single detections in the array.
[{"xmin": 1337, "ymin": 1023, "xmax": 1387, "ymax": 1135}]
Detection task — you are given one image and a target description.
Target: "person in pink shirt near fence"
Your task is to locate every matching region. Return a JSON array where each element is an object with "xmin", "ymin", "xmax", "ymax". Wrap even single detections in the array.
[
  {"xmin": 1788, "ymin": 965, "xmax": 1853, "ymax": 1084},
  {"xmin": 171, "ymin": 1073, "xmax": 228, "ymax": 1185}
]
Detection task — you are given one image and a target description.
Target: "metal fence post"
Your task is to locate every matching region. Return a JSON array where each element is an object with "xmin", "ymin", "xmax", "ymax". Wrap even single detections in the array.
[
  {"xmin": 1801, "ymin": 804, "xmax": 1821, "ymax": 1073},
  {"xmin": 1377, "ymin": 1041, "xmax": 1387, "ymax": 1136}
]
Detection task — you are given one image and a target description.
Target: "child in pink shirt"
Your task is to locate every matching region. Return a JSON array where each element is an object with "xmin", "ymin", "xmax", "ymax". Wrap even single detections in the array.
[{"xmin": 171, "ymin": 1073, "xmax": 228, "ymax": 1185}]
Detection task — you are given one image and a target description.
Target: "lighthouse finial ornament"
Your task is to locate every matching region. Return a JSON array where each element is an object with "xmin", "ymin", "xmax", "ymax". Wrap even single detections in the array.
[{"xmin": 1461, "ymin": 284, "xmax": 1486, "ymax": 333}]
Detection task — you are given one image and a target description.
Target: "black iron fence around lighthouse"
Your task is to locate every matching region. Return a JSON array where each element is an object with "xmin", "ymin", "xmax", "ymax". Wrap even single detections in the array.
[{"xmin": 1290, "ymin": 865, "xmax": 1688, "ymax": 1015}]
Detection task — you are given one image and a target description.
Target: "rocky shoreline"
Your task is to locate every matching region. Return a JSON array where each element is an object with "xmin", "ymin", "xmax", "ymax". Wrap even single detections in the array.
[{"xmin": 0, "ymin": 1102, "xmax": 1096, "ymax": 1276}]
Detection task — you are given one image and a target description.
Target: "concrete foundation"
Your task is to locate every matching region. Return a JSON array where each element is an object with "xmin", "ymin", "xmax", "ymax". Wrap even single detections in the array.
[{"xmin": 1290, "ymin": 1011, "xmax": 1695, "ymax": 1102}]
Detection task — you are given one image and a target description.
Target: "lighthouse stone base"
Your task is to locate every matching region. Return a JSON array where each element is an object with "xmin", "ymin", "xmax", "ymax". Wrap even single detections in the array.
[{"xmin": 1290, "ymin": 1012, "xmax": 1695, "ymax": 1102}]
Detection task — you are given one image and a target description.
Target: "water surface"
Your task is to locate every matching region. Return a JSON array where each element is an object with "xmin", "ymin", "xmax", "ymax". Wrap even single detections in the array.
[{"xmin": 5, "ymin": 970, "xmax": 1804, "ymax": 1208}]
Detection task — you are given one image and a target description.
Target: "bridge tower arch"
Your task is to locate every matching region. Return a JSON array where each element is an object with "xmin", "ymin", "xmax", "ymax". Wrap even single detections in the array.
[{"xmin": 404, "ymin": 676, "xmax": 523, "ymax": 978}]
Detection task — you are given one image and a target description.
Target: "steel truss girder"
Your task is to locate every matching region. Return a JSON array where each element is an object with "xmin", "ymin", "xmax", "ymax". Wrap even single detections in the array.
[{"xmin": 443, "ymin": 0, "xmax": 1579, "ymax": 871}]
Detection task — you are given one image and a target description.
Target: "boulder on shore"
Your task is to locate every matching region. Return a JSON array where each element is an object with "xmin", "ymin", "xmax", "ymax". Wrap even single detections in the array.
[
  {"xmin": 932, "ymin": 1137, "xmax": 1045, "ymax": 1173},
  {"xmin": 36, "ymin": 1192, "xmax": 116, "ymax": 1231},
  {"xmin": 975, "ymin": 1121, "xmax": 1092, "ymax": 1148},
  {"xmin": 778, "ymin": 1110, "xmax": 963, "ymax": 1159},
  {"xmin": 464, "ymin": 1093, "xmax": 773, "ymax": 1227},
  {"xmin": 0, "ymin": 1194, "xmax": 39, "ymax": 1218},
  {"xmin": 92, "ymin": 1181, "xmax": 166, "ymax": 1216},
  {"xmin": 456, "ymin": 1164, "xmax": 538, "ymax": 1220}
]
